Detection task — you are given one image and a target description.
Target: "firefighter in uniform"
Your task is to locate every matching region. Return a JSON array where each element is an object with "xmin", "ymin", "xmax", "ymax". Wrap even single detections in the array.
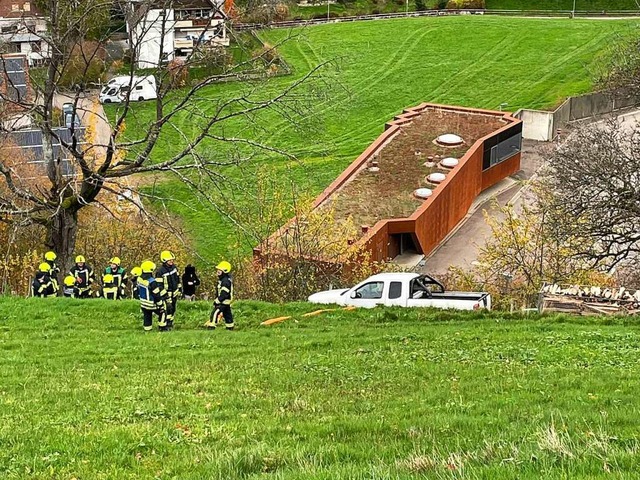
[
  {"xmin": 137, "ymin": 261, "xmax": 168, "ymax": 331},
  {"xmin": 32, "ymin": 263, "xmax": 57, "ymax": 298},
  {"xmin": 156, "ymin": 251, "xmax": 181, "ymax": 330},
  {"xmin": 69, "ymin": 255, "xmax": 95, "ymax": 298},
  {"xmin": 43, "ymin": 251, "xmax": 60, "ymax": 294},
  {"xmin": 62, "ymin": 275, "xmax": 79, "ymax": 298},
  {"xmin": 130, "ymin": 266, "xmax": 142, "ymax": 299},
  {"xmin": 204, "ymin": 261, "xmax": 234, "ymax": 330},
  {"xmin": 103, "ymin": 257, "xmax": 128, "ymax": 299},
  {"xmin": 101, "ymin": 274, "xmax": 120, "ymax": 300}
]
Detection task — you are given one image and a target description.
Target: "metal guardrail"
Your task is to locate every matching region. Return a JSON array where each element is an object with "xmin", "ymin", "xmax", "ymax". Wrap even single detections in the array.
[{"xmin": 234, "ymin": 9, "xmax": 640, "ymax": 30}]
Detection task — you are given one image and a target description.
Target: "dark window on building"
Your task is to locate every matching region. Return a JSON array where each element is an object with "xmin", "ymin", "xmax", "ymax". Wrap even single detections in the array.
[
  {"xmin": 482, "ymin": 122, "xmax": 523, "ymax": 170},
  {"xmin": 389, "ymin": 282, "xmax": 402, "ymax": 299}
]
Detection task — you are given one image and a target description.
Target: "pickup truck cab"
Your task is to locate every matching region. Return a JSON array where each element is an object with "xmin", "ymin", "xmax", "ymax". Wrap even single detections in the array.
[{"xmin": 308, "ymin": 272, "xmax": 491, "ymax": 310}]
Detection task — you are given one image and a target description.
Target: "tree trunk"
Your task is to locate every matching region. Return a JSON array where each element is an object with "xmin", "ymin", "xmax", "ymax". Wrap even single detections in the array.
[{"xmin": 46, "ymin": 208, "xmax": 78, "ymax": 273}]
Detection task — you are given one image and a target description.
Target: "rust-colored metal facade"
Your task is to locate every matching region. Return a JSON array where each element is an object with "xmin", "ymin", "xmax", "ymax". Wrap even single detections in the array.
[{"xmin": 254, "ymin": 103, "xmax": 522, "ymax": 264}]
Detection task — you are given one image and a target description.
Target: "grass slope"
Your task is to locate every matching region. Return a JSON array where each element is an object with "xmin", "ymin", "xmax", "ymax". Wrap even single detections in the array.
[
  {"xmin": 487, "ymin": 0, "xmax": 639, "ymax": 10},
  {"xmin": 2, "ymin": 298, "xmax": 640, "ymax": 478},
  {"xmin": 117, "ymin": 17, "xmax": 638, "ymax": 260}
]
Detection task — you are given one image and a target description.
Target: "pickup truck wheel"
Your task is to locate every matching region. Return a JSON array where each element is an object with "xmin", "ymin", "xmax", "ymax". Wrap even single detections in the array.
[
  {"xmin": 104, "ymin": 99, "xmax": 111, "ymax": 104},
  {"xmin": 138, "ymin": 96, "xmax": 144, "ymax": 101}
]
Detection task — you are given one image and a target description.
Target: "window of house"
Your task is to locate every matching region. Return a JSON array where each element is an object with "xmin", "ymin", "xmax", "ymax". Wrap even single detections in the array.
[
  {"xmin": 4, "ymin": 42, "xmax": 21, "ymax": 53},
  {"xmin": 11, "ymin": 4, "xmax": 19, "ymax": 12},
  {"xmin": 23, "ymin": 2, "xmax": 30, "ymax": 11},
  {"xmin": 389, "ymin": 282, "xmax": 402, "ymax": 299},
  {"xmin": 354, "ymin": 282, "xmax": 384, "ymax": 300},
  {"xmin": 30, "ymin": 41, "xmax": 40, "ymax": 53}
]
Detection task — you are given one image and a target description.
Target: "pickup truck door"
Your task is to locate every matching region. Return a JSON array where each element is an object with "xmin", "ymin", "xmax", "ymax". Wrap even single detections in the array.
[
  {"xmin": 386, "ymin": 280, "xmax": 405, "ymax": 307},
  {"xmin": 348, "ymin": 280, "xmax": 386, "ymax": 308}
]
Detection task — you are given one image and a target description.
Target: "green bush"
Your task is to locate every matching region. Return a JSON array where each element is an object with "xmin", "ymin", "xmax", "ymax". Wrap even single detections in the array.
[
  {"xmin": 415, "ymin": 0, "xmax": 427, "ymax": 10},
  {"xmin": 446, "ymin": 0, "xmax": 485, "ymax": 8}
]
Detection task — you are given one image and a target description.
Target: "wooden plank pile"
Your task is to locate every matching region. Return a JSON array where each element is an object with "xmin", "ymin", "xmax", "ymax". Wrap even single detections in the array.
[{"xmin": 539, "ymin": 283, "xmax": 640, "ymax": 316}]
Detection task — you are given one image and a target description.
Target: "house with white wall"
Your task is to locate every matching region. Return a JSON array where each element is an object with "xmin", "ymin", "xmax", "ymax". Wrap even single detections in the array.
[
  {"xmin": 0, "ymin": 0, "xmax": 49, "ymax": 66},
  {"xmin": 128, "ymin": 0, "xmax": 228, "ymax": 69}
]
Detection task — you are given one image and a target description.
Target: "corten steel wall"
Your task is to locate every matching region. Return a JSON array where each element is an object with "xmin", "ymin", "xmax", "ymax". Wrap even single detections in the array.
[{"xmin": 254, "ymin": 103, "xmax": 522, "ymax": 264}]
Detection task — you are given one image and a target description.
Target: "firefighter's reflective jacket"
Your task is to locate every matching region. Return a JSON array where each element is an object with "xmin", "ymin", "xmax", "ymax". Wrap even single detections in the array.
[
  {"xmin": 137, "ymin": 273, "xmax": 167, "ymax": 310},
  {"xmin": 32, "ymin": 272, "xmax": 56, "ymax": 298},
  {"xmin": 69, "ymin": 264, "xmax": 95, "ymax": 292},
  {"xmin": 215, "ymin": 274, "xmax": 233, "ymax": 305},
  {"xmin": 101, "ymin": 284, "xmax": 120, "ymax": 300},
  {"xmin": 46, "ymin": 260, "xmax": 60, "ymax": 292},
  {"xmin": 104, "ymin": 266, "xmax": 128, "ymax": 290},
  {"xmin": 157, "ymin": 263, "xmax": 181, "ymax": 297}
]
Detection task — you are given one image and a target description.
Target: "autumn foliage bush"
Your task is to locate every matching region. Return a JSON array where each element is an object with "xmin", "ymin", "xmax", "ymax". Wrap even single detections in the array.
[
  {"xmin": 0, "ymin": 203, "xmax": 192, "ymax": 297},
  {"xmin": 445, "ymin": 0, "xmax": 485, "ymax": 8}
]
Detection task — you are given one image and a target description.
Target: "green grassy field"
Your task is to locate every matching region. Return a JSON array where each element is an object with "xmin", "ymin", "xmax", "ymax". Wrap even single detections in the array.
[
  {"xmin": 487, "ymin": 0, "xmax": 639, "ymax": 10},
  {"xmin": 114, "ymin": 17, "xmax": 638, "ymax": 261},
  {"xmin": 2, "ymin": 298, "xmax": 640, "ymax": 478},
  {"xmin": 281, "ymin": 0, "xmax": 639, "ymax": 20}
]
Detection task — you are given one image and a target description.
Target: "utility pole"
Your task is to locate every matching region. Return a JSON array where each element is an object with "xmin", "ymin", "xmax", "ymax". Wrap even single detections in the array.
[
  {"xmin": 327, "ymin": 0, "xmax": 330, "ymax": 20},
  {"xmin": 406, "ymin": 0, "xmax": 408, "ymax": 16},
  {"xmin": 572, "ymin": 0, "xmax": 576, "ymax": 18}
]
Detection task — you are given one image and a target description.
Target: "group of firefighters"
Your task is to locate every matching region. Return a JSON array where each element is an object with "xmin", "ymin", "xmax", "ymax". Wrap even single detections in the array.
[{"xmin": 31, "ymin": 250, "xmax": 235, "ymax": 332}]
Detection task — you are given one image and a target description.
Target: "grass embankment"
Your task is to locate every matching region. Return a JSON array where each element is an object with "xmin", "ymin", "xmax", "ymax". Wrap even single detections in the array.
[
  {"xmin": 2, "ymin": 298, "xmax": 640, "ymax": 478},
  {"xmin": 113, "ymin": 17, "xmax": 637, "ymax": 261},
  {"xmin": 279, "ymin": 0, "xmax": 640, "ymax": 20},
  {"xmin": 486, "ymin": 0, "xmax": 639, "ymax": 10}
]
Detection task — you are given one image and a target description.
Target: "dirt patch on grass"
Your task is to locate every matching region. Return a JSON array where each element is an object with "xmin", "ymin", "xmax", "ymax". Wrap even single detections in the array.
[{"xmin": 325, "ymin": 109, "xmax": 506, "ymax": 228}]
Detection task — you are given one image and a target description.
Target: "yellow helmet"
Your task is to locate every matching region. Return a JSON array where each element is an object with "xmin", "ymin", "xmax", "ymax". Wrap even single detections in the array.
[
  {"xmin": 64, "ymin": 275, "xmax": 76, "ymax": 286},
  {"xmin": 109, "ymin": 257, "xmax": 121, "ymax": 266},
  {"xmin": 103, "ymin": 274, "xmax": 114, "ymax": 283},
  {"xmin": 216, "ymin": 260, "xmax": 232, "ymax": 274},
  {"xmin": 160, "ymin": 250, "xmax": 175, "ymax": 263},
  {"xmin": 141, "ymin": 260, "xmax": 156, "ymax": 273},
  {"xmin": 38, "ymin": 262, "xmax": 51, "ymax": 273},
  {"xmin": 44, "ymin": 251, "xmax": 57, "ymax": 262},
  {"xmin": 130, "ymin": 266, "xmax": 142, "ymax": 277},
  {"xmin": 75, "ymin": 255, "xmax": 86, "ymax": 263}
]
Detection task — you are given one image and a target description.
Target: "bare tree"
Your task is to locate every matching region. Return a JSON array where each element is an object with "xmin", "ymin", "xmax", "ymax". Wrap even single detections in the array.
[
  {"xmin": 0, "ymin": 0, "xmax": 329, "ymax": 269},
  {"xmin": 546, "ymin": 119, "xmax": 640, "ymax": 269}
]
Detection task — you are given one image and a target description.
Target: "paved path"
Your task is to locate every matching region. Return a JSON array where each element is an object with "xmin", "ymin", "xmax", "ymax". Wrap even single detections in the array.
[{"xmin": 419, "ymin": 139, "xmax": 546, "ymax": 276}]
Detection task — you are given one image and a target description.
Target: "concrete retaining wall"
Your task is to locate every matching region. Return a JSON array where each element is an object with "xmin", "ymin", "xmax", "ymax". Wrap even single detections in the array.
[
  {"xmin": 518, "ymin": 91, "xmax": 640, "ymax": 141},
  {"xmin": 516, "ymin": 109, "xmax": 553, "ymax": 142}
]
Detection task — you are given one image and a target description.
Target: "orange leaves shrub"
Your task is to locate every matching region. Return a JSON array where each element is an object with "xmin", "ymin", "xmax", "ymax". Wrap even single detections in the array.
[{"xmin": 74, "ymin": 205, "xmax": 190, "ymax": 277}]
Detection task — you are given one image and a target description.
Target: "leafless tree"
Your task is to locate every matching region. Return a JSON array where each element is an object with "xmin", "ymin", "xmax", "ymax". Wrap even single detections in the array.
[
  {"xmin": 546, "ymin": 119, "xmax": 640, "ymax": 269},
  {"xmin": 0, "ymin": 0, "xmax": 330, "ymax": 269}
]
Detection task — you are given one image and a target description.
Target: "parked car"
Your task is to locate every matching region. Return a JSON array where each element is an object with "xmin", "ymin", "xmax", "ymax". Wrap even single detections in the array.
[
  {"xmin": 308, "ymin": 272, "xmax": 491, "ymax": 310},
  {"xmin": 62, "ymin": 102, "xmax": 74, "ymax": 117},
  {"xmin": 65, "ymin": 112, "xmax": 81, "ymax": 128},
  {"xmin": 99, "ymin": 75, "xmax": 157, "ymax": 104}
]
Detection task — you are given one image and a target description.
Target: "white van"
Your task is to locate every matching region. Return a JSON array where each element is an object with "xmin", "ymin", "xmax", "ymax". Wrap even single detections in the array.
[{"xmin": 99, "ymin": 75, "xmax": 157, "ymax": 104}]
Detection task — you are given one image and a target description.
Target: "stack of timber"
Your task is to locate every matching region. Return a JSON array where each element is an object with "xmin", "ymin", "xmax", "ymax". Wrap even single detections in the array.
[{"xmin": 539, "ymin": 283, "xmax": 640, "ymax": 316}]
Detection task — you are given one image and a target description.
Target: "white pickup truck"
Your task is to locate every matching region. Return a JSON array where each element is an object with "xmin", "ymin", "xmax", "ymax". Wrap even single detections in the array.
[{"xmin": 308, "ymin": 272, "xmax": 491, "ymax": 310}]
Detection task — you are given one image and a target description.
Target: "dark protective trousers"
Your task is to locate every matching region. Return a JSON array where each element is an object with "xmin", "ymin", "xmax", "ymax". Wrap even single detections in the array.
[
  {"xmin": 210, "ymin": 304, "xmax": 234, "ymax": 330},
  {"xmin": 166, "ymin": 293, "xmax": 178, "ymax": 327},
  {"xmin": 142, "ymin": 307, "xmax": 167, "ymax": 331}
]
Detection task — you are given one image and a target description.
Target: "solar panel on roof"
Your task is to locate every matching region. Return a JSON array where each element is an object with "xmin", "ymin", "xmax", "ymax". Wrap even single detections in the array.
[
  {"xmin": 6, "ymin": 126, "xmax": 87, "ymax": 178},
  {"xmin": 7, "ymin": 71, "xmax": 26, "ymax": 85}
]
